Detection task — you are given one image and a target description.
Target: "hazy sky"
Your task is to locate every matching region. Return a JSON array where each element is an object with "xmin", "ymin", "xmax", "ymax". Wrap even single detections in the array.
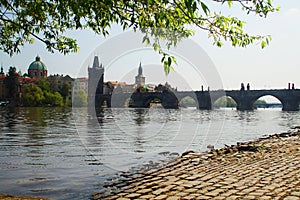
[{"xmin": 1, "ymin": 0, "xmax": 299, "ymax": 92}]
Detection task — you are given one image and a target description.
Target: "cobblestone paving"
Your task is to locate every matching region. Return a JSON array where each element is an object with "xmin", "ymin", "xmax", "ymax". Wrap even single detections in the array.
[
  {"xmin": 0, "ymin": 194, "xmax": 48, "ymax": 200},
  {"xmin": 94, "ymin": 131, "xmax": 300, "ymax": 200}
]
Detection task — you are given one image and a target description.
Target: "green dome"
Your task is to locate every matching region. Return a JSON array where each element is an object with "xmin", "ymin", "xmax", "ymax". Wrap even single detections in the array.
[{"xmin": 28, "ymin": 56, "xmax": 47, "ymax": 70}]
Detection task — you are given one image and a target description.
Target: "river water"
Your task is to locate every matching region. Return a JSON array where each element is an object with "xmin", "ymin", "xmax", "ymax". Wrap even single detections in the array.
[{"xmin": 0, "ymin": 107, "xmax": 299, "ymax": 199}]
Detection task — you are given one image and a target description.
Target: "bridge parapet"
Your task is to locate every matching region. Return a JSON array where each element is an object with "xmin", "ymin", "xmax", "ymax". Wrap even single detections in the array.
[{"xmin": 93, "ymin": 89, "xmax": 300, "ymax": 111}]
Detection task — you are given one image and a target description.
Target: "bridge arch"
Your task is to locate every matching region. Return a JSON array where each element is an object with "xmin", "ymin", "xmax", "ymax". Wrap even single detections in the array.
[
  {"xmin": 250, "ymin": 93, "xmax": 284, "ymax": 106},
  {"xmin": 213, "ymin": 96, "xmax": 237, "ymax": 108},
  {"xmin": 178, "ymin": 95, "xmax": 198, "ymax": 108},
  {"xmin": 124, "ymin": 97, "xmax": 134, "ymax": 108},
  {"xmin": 252, "ymin": 95, "xmax": 282, "ymax": 109},
  {"xmin": 225, "ymin": 90, "xmax": 300, "ymax": 111},
  {"xmin": 221, "ymin": 94, "xmax": 239, "ymax": 106},
  {"xmin": 110, "ymin": 93, "xmax": 133, "ymax": 108},
  {"xmin": 95, "ymin": 96, "xmax": 111, "ymax": 108},
  {"xmin": 143, "ymin": 95, "xmax": 164, "ymax": 108},
  {"xmin": 176, "ymin": 94, "xmax": 197, "ymax": 102}
]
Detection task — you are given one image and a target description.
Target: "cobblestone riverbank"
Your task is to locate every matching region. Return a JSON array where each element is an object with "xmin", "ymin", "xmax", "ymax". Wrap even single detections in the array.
[
  {"xmin": 0, "ymin": 194, "xmax": 48, "ymax": 200},
  {"xmin": 94, "ymin": 130, "xmax": 300, "ymax": 200}
]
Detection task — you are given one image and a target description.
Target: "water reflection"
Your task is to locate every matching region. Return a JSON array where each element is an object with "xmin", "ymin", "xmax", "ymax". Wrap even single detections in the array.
[
  {"xmin": 132, "ymin": 108, "xmax": 146, "ymax": 125},
  {"xmin": 0, "ymin": 107, "xmax": 300, "ymax": 199},
  {"xmin": 0, "ymin": 106, "xmax": 21, "ymax": 131},
  {"xmin": 24, "ymin": 107, "xmax": 47, "ymax": 127},
  {"xmin": 236, "ymin": 110, "xmax": 257, "ymax": 122},
  {"xmin": 279, "ymin": 111, "xmax": 300, "ymax": 128}
]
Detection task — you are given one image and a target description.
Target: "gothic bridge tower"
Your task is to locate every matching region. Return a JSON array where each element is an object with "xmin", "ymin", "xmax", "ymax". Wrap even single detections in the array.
[{"xmin": 88, "ymin": 56, "xmax": 104, "ymax": 107}]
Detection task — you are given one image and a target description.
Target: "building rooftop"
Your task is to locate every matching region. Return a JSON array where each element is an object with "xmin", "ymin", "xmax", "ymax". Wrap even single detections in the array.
[{"xmin": 28, "ymin": 56, "xmax": 47, "ymax": 71}]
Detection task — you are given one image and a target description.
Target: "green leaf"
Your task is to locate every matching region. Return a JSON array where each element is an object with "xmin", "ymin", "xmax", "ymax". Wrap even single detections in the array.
[
  {"xmin": 153, "ymin": 43, "xmax": 160, "ymax": 51},
  {"xmin": 261, "ymin": 41, "xmax": 266, "ymax": 48},
  {"xmin": 227, "ymin": 0, "xmax": 232, "ymax": 8},
  {"xmin": 144, "ymin": 37, "xmax": 150, "ymax": 46},
  {"xmin": 216, "ymin": 41, "xmax": 223, "ymax": 47},
  {"xmin": 192, "ymin": 1, "xmax": 197, "ymax": 12},
  {"xmin": 168, "ymin": 56, "xmax": 172, "ymax": 66},
  {"xmin": 200, "ymin": 2, "xmax": 210, "ymax": 15},
  {"xmin": 164, "ymin": 61, "xmax": 170, "ymax": 75}
]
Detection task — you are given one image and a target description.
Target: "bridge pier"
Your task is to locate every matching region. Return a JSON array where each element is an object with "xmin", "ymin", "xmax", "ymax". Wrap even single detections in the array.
[
  {"xmin": 236, "ymin": 101, "xmax": 254, "ymax": 111},
  {"xmin": 196, "ymin": 92, "xmax": 212, "ymax": 110},
  {"xmin": 94, "ymin": 94, "xmax": 112, "ymax": 108},
  {"xmin": 161, "ymin": 91, "xmax": 179, "ymax": 109},
  {"xmin": 282, "ymin": 99, "xmax": 299, "ymax": 111},
  {"xmin": 130, "ymin": 93, "xmax": 146, "ymax": 108},
  {"xmin": 235, "ymin": 93, "xmax": 254, "ymax": 111},
  {"xmin": 198, "ymin": 98, "xmax": 212, "ymax": 110}
]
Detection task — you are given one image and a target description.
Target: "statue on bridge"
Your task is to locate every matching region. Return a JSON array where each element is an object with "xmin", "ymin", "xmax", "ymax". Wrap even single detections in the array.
[{"xmin": 241, "ymin": 83, "xmax": 245, "ymax": 91}]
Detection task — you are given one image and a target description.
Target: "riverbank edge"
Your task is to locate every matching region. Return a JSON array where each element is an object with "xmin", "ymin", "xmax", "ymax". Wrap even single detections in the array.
[{"xmin": 93, "ymin": 128, "xmax": 300, "ymax": 199}]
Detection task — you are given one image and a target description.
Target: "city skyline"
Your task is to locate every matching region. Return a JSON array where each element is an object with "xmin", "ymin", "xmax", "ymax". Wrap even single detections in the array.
[{"xmin": 0, "ymin": 1, "xmax": 299, "ymax": 91}]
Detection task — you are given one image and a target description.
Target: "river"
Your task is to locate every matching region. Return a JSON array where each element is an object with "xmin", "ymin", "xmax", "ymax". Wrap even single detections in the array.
[{"xmin": 0, "ymin": 107, "xmax": 299, "ymax": 199}]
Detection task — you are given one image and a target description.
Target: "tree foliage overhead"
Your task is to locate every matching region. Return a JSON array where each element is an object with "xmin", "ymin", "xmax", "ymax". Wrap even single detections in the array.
[{"xmin": 1, "ymin": 0, "xmax": 279, "ymax": 73}]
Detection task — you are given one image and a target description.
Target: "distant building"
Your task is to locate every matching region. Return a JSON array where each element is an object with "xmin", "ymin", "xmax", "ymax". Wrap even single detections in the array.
[
  {"xmin": 46, "ymin": 74, "xmax": 74, "ymax": 102},
  {"xmin": 103, "ymin": 81, "xmax": 135, "ymax": 94},
  {"xmin": 0, "ymin": 66, "xmax": 38, "ymax": 102},
  {"xmin": 73, "ymin": 77, "xmax": 88, "ymax": 95},
  {"xmin": 28, "ymin": 56, "xmax": 48, "ymax": 78},
  {"xmin": 111, "ymin": 82, "xmax": 135, "ymax": 93},
  {"xmin": 135, "ymin": 62, "xmax": 145, "ymax": 87}
]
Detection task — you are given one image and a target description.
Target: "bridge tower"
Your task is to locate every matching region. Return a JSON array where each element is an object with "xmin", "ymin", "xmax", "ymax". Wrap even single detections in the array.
[{"xmin": 88, "ymin": 56, "xmax": 104, "ymax": 107}]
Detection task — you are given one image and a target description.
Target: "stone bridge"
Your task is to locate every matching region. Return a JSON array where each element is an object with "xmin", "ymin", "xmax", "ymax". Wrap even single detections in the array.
[{"xmin": 94, "ymin": 89, "xmax": 300, "ymax": 111}]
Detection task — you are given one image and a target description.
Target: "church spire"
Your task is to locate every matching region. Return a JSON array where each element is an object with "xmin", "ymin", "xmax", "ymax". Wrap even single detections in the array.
[
  {"xmin": 135, "ymin": 62, "xmax": 145, "ymax": 87},
  {"xmin": 138, "ymin": 62, "xmax": 143, "ymax": 76}
]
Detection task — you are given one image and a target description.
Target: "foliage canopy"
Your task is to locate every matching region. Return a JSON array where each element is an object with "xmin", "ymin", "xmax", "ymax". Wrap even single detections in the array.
[
  {"xmin": 0, "ymin": 0, "xmax": 278, "ymax": 73},
  {"xmin": 22, "ymin": 82, "xmax": 64, "ymax": 106}
]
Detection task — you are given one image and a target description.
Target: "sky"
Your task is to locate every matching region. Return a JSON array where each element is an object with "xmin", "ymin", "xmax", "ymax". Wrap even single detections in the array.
[{"xmin": 1, "ymin": 0, "xmax": 300, "ymax": 94}]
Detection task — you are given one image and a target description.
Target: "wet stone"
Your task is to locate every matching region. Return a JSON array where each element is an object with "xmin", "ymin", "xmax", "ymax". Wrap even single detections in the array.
[
  {"xmin": 153, "ymin": 188, "xmax": 170, "ymax": 195},
  {"xmin": 154, "ymin": 195, "xmax": 168, "ymax": 200},
  {"xmin": 139, "ymin": 194, "xmax": 156, "ymax": 199},
  {"xmin": 125, "ymin": 193, "xmax": 141, "ymax": 198},
  {"xmin": 176, "ymin": 192, "xmax": 188, "ymax": 197},
  {"xmin": 195, "ymin": 195, "xmax": 211, "ymax": 199},
  {"xmin": 183, "ymin": 195, "xmax": 197, "ymax": 200},
  {"xmin": 184, "ymin": 188, "xmax": 198, "ymax": 193},
  {"xmin": 283, "ymin": 197, "xmax": 300, "ymax": 200},
  {"xmin": 166, "ymin": 196, "xmax": 181, "ymax": 200},
  {"xmin": 291, "ymin": 192, "xmax": 300, "ymax": 197},
  {"xmin": 137, "ymin": 188, "xmax": 152, "ymax": 194}
]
